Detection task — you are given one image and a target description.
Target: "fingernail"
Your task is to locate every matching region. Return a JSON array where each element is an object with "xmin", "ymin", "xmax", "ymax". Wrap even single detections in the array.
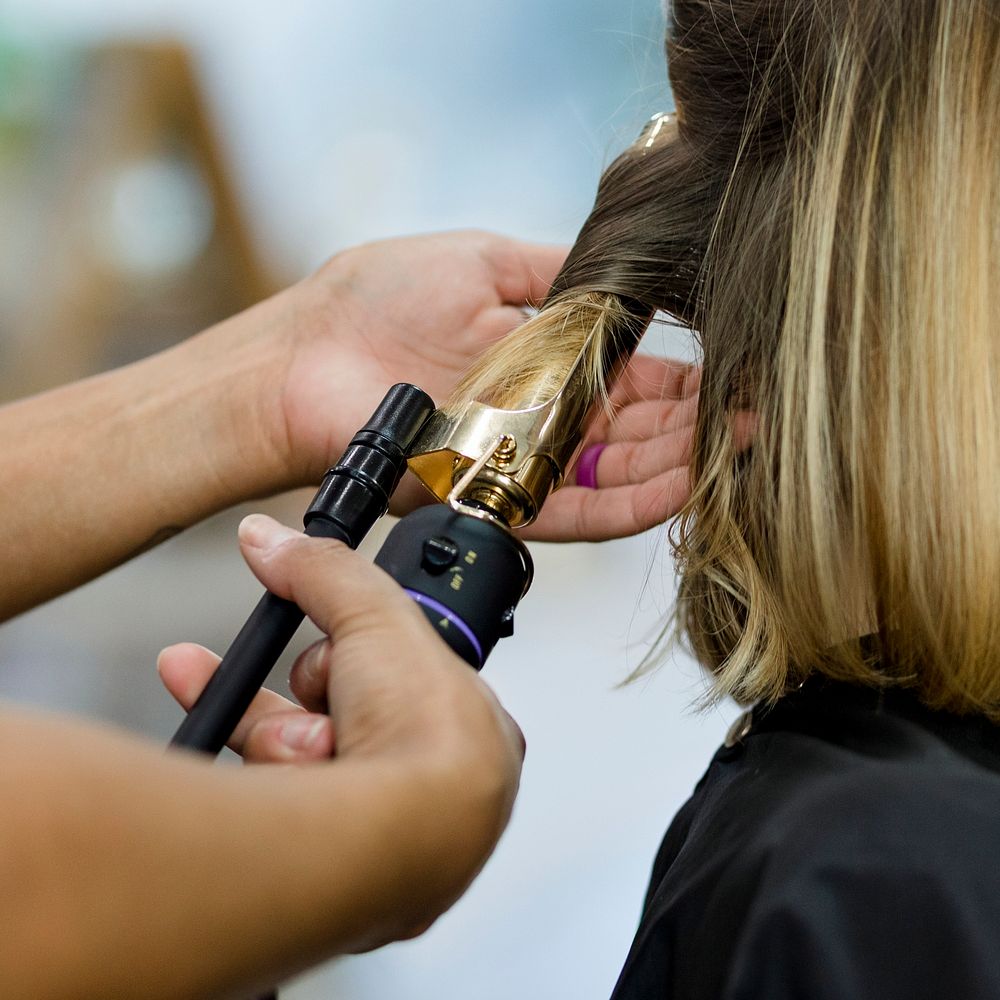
[
  {"xmin": 238, "ymin": 514, "xmax": 299, "ymax": 550},
  {"xmin": 279, "ymin": 716, "xmax": 327, "ymax": 751},
  {"xmin": 298, "ymin": 642, "xmax": 325, "ymax": 687}
]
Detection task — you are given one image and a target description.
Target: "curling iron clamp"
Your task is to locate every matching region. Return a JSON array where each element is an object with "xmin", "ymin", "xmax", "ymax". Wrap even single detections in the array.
[{"xmin": 406, "ymin": 300, "xmax": 653, "ymax": 529}]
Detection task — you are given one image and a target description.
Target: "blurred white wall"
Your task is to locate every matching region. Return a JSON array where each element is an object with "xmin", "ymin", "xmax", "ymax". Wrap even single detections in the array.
[
  {"xmin": 1, "ymin": 0, "xmax": 677, "ymax": 279},
  {"xmin": 0, "ymin": 3, "xmax": 740, "ymax": 998}
]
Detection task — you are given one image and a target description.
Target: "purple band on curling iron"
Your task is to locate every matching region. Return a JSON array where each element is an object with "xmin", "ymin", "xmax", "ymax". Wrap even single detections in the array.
[
  {"xmin": 575, "ymin": 443, "xmax": 606, "ymax": 489},
  {"xmin": 404, "ymin": 589, "xmax": 484, "ymax": 665}
]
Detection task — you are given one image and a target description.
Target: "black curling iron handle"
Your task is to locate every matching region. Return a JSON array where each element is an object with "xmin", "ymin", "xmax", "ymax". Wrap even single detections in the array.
[
  {"xmin": 374, "ymin": 505, "xmax": 533, "ymax": 670},
  {"xmin": 169, "ymin": 383, "xmax": 436, "ymax": 758},
  {"xmin": 169, "ymin": 519, "xmax": 347, "ymax": 755}
]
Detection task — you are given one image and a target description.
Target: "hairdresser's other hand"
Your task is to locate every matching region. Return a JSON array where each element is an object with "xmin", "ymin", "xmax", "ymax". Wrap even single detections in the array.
[
  {"xmin": 526, "ymin": 355, "xmax": 688, "ymax": 542},
  {"xmin": 528, "ymin": 356, "xmax": 701, "ymax": 542},
  {"xmin": 215, "ymin": 230, "xmax": 566, "ymax": 496},
  {"xmin": 159, "ymin": 514, "xmax": 524, "ymax": 944},
  {"xmin": 525, "ymin": 358, "xmax": 756, "ymax": 542}
]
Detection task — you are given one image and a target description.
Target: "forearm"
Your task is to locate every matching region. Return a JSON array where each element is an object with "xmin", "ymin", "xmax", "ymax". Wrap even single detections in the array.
[
  {"xmin": 0, "ymin": 297, "xmax": 295, "ymax": 621},
  {"xmin": 0, "ymin": 707, "xmax": 468, "ymax": 999}
]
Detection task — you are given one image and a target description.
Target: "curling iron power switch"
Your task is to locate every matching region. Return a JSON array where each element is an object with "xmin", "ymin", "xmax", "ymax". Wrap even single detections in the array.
[{"xmin": 421, "ymin": 537, "xmax": 460, "ymax": 574}]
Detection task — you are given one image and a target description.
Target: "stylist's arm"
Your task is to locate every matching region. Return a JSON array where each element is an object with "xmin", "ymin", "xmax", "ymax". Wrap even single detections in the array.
[
  {"xmin": 0, "ymin": 514, "xmax": 523, "ymax": 1000},
  {"xmin": 0, "ymin": 230, "xmax": 703, "ymax": 623}
]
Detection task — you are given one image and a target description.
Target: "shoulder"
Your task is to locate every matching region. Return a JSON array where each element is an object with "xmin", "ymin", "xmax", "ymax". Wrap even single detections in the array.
[
  {"xmin": 614, "ymin": 732, "xmax": 1000, "ymax": 1000},
  {"xmin": 725, "ymin": 736, "xmax": 1000, "ymax": 922},
  {"xmin": 716, "ymin": 755, "xmax": 1000, "ymax": 999},
  {"xmin": 751, "ymin": 747, "xmax": 1000, "ymax": 874},
  {"xmin": 636, "ymin": 733, "xmax": 1000, "ymax": 1000}
]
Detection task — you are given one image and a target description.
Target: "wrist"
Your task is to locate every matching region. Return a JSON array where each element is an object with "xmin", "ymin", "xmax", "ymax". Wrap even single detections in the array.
[
  {"xmin": 298, "ymin": 753, "xmax": 510, "ymax": 949},
  {"xmin": 189, "ymin": 266, "xmax": 380, "ymax": 498},
  {"xmin": 157, "ymin": 291, "xmax": 303, "ymax": 508},
  {"xmin": 274, "ymin": 260, "xmax": 397, "ymax": 485}
]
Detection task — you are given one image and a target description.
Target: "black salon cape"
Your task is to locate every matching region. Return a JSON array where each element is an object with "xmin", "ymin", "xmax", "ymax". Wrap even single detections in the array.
[{"xmin": 609, "ymin": 678, "xmax": 1000, "ymax": 1000}]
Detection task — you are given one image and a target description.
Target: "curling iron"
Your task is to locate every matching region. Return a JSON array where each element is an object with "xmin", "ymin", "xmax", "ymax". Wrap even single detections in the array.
[{"xmin": 170, "ymin": 297, "xmax": 651, "ymax": 754}]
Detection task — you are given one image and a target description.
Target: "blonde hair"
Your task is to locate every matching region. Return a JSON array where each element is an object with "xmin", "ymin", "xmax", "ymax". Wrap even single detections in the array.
[
  {"xmin": 443, "ymin": 292, "xmax": 633, "ymax": 416},
  {"xmin": 447, "ymin": 0, "xmax": 1000, "ymax": 717}
]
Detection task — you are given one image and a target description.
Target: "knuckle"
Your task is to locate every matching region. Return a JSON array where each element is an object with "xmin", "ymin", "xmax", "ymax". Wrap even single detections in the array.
[
  {"xmin": 258, "ymin": 530, "xmax": 311, "ymax": 569},
  {"xmin": 574, "ymin": 488, "xmax": 598, "ymax": 540},
  {"xmin": 631, "ymin": 489, "xmax": 653, "ymax": 536},
  {"xmin": 624, "ymin": 442, "xmax": 644, "ymax": 483},
  {"xmin": 241, "ymin": 721, "xmax": 272, "ymax": 763}
]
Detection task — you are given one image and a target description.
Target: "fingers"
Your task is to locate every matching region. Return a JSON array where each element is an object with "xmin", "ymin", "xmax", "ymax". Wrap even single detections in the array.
[
  {"xmin": 486, "ymin": 304, "xmax": 537, "ymax": 340},
  {"xmin": 289, "ymin": 639, "xmax": 331, "ymax": 715},
  {"xmin": 479, "ymin": 234, "xmax": 569, "ymax": 307},
  {"xmin": 158, "ymin": 642, "xmax": 334, "ymax": 761},
  {"xmin": 237, "ymin": 515, "xmax": 420, "ymax": 640},
  {"xmin": 573, "ymin": 404, "xmax": 757, "ymax": 486},
  {"xmin": 525, "ymin": 467, "xmax": 693, "ymax": 542},
  {"xmin": 579, "ymin": 428, "xmax": 694, "ymax": 491},
  {"xmin": 525, "ymin": 404, "xmax": 758, "ymax": 542},
  {"xmin": 241, "ymin": 711, "xmax": 334, "ymax": 764},
  {"xmin": 287, "ymin": 631, "xmax": 527, "ymax": 772},
  {"xmin": 600, "ymin": 393, "xmax": 699, "ymax": 445},
  {"xmin": 610, "ymin": 356, "xmax": 702, "ymax": 407}
]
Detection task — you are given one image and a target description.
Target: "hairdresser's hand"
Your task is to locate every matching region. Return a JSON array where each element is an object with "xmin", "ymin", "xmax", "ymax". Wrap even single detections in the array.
[
  {"xmin": 159, "ymin": 516, "xmax": 523, "ymax": 774},
  {"xmin": 224, "ymin": 230, "xmax": 566, "ymax": 494},
  {"xmin": 158, "ymin": 645, "xmax": 336, "ymax": 764},
  {"xmin": 525, "ymin": 358, "xmax": 756, "ymax": 542},
  {"xmin": 159, "ymin": 515, "xmax": 524, "ymax": 943},
  {"xmin": 525, "ymin": 356, "xmax": 702, "ymax": 542}
]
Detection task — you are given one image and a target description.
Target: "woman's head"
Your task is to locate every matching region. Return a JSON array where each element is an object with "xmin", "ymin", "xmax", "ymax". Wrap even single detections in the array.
[{"xmin": 455, "ymin": 0, "xmax": 1000, "ymax": 715}]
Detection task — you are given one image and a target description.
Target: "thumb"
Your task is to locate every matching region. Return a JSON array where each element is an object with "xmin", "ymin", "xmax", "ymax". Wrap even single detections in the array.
[{"xmin": 237, "ymin": 514, "xmax": 421, "ymax": 639}]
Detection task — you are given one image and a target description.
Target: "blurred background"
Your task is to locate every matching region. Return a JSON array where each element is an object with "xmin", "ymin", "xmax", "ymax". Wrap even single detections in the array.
[{"xmin": 0, "ymin": 2, "xmax": 738, "ymax": 997}]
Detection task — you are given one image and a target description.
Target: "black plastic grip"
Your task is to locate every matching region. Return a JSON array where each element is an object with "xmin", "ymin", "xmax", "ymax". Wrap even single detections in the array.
[{"xmin": 374, "ymin": 505, "xmax": 532, "ymax": 669}]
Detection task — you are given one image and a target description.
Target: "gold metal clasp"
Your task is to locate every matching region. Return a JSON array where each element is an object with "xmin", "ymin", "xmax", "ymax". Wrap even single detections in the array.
[{"xmin": 408, "ymin": 307, "xmax": 651, "ymax": 528}]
